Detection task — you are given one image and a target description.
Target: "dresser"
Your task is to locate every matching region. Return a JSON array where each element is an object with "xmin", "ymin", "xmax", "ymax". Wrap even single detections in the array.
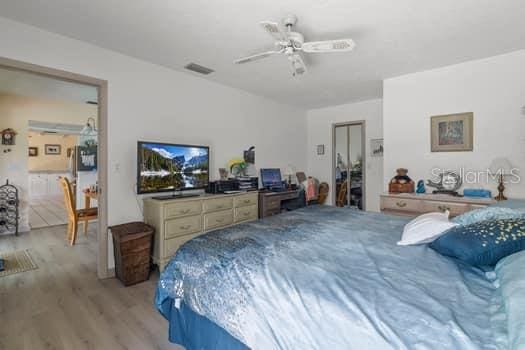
[
  {"xmin": 143, "ymin": 192, "xmax": 258, "ymax": 271},
  {"xmin": 380, "ymin": 193, "xmax": 496, "ymax": 217}
]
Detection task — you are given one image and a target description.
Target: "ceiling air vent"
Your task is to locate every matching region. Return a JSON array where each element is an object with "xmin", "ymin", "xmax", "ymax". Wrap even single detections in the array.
[{"xmin": 184, "ymin": 63, "xmax": 214, "ymax": 75}]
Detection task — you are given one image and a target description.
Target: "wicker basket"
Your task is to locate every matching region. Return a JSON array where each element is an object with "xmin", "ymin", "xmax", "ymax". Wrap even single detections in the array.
[{"xmin": 110, "ymin": 222, "xmax": 154, "ymax": 286}]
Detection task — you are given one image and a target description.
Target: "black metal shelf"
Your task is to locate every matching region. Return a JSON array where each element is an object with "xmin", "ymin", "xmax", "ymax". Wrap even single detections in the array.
[{"xmin": 0, "ymin": 180, "xmax": 19, "ymax": 235}]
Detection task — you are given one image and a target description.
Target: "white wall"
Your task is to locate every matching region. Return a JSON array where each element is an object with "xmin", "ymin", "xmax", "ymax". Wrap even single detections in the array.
[
  {"xmin": 307, "ymin": 99, "xmax": 383, "ymax": 211},
  {"xmin": 384, "ymin": 50, "xmax": 525, "ymax": 198},
  {"xmin": 28, "ymin": 133, "xmax": 78, "ymax": 172},
  {"xmin": 0, "ymin": 17, "xmax": 307, "ymax": 229}
]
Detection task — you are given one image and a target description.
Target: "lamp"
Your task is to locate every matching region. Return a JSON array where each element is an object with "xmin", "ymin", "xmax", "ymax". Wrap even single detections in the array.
[
  {"xmin": 80, "ymin": 117, "xmax": 98, "ymax": 146},
  {"xmin": 284, "ymin": 165, "xmax": 295, "ymax": 189},
  {"xmin": 81, "ymin": 117, "xmax": 97, "ymax": 136},
  {"xmin": 489, "ymin": 157, "xmax": 513, "ymax": 201}
]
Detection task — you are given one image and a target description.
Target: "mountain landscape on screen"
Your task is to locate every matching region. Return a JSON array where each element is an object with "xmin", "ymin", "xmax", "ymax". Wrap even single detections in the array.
[{"xmin": 138, "ymin": 143, "xmax": 209, "ymax": 193}]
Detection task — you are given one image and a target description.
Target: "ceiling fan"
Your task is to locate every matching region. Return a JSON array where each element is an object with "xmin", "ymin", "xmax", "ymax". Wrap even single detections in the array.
[{"xmin": 234, "ymin": 14, "xmax": 356, "ymax": 76}]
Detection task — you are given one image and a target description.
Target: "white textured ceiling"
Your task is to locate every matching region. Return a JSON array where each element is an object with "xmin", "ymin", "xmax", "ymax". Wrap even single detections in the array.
[
  {"xmin": 1, "ymin": 0, "xmax": 524, "ymax": 108},
  {"xmin": 0, "ymin": 67, "xmax": 98, "ymax": 104}
]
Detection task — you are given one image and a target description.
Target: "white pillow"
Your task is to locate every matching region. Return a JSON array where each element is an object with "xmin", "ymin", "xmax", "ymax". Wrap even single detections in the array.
[{"xmin": 397, "ymin": 211, "xmax": 458, "ymax": 246}]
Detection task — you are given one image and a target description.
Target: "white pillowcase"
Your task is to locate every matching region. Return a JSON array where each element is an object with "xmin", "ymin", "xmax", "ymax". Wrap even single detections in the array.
[{"xmin": 397, "ymin": 211, "xmax": 458, "ymax": 246}]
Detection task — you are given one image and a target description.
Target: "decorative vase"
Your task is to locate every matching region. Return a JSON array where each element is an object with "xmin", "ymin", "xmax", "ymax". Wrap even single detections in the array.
[{"xmin": 416, "ymin": 180, "xmax": 426, "ymax": 194}]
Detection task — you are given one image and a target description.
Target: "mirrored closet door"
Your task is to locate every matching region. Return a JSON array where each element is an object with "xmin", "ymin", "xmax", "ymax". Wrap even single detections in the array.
[{"xmin": 333, "ymin": 122, "xmax": 365, "ymax": 210}]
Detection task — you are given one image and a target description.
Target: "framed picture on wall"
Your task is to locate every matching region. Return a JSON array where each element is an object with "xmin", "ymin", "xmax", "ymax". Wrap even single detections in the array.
[
  {"xmin": 431, "ymin": 112, "xmax": 473, "ymax": 152},
  {"xmin": 28, "ymin": 147, "xmax": 38, "ymax": 157},
  {"xmin": 45, "ymin": 144, "xmax": 61, "ymax": 155},
  {"xmin": 76, "ymin": 146, "xmax": 97, "ymax": 171},
  {"xmin": 370, "ymin": 139, "xmax": 384, "ymax": 157}
]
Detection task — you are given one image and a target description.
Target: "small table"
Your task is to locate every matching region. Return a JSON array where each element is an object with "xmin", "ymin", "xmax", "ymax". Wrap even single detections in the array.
[{"xmin": 83, "ymin": 189, "xmax": 98, "ymax": 210}]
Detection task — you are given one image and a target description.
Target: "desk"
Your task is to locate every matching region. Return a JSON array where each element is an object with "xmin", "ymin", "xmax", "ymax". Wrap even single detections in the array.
[{"xmin": 258, "ymin": 189, "xmax": 301, "ymax": 218}]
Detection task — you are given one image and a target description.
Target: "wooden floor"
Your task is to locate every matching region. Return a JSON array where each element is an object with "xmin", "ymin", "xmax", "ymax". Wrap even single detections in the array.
[
  {"xmin": 29, "ymin": 195, "xmax": 68, "ymax": 229},
  {"xmin": 0, "ymin": 225, "xmax": 181, "ymax": 350}
]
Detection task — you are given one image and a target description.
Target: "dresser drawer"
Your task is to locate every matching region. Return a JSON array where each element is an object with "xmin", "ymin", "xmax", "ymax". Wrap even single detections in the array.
[
  {"xmin": 234, "ymin": 204, "xmax": 258, "ymax": 223},
  {"xmin": 164, "ymin": 233, "xmax": 200, "ymax": 257},
  {"xmin": 203, "ymin": 197, "xmax": 233, "ymax": 213},
  {"xmin": 234, "ymin": 193, "xmax": 258, "ymax": 208},
  {"xmin": 266, "ymin": 197, "xmax": 281, "ymax": 210},
  {"xmin": 422, "ymin": 201, "xmax": 469, "ymax": 217},
  {"xmin": 204, "ymin": 209, "xmax": 233, "ymax": 230},
  {"xmin": 165, "ymin": 215, "xmax": 202, "ymax": 239},
  {"xmin": 164, "ymin": 200, "xmax": 202, "ymax": 218},
  {"xmin": 381, "ymin": 197, "xmax": 421, "ymax": 212},
  {"xmin": 470, "ymin": 204, "xmax": 489, "ymax": 211}
]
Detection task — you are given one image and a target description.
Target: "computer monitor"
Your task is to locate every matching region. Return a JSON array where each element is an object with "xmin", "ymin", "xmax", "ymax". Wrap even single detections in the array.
[{"xmin": 260, "ymin": 168, "xmax": 283, "ymax": 190}]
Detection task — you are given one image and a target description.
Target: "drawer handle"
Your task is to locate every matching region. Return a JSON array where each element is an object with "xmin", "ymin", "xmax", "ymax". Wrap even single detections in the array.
[
  {"xmin": 243, "ymin": 199, "xmax": 251, "ymax": 204},
  {"xmin": 242, "ymin": 211, "xmax": 250, "ymax": 216},
  {"xmin": 179, "ymin": 224, "xmax": 191, "ymax": 230},
  {"xmin": 179, "ymin": 209, "xmax": 190, "ymax": 214},
  {"xmin": 396, "ymin": 201, "xmax": 407, "ymax": 208},
  {"xmin": 216, "ymin": 205, "xmax": 224, "ymax": 209},
  {"xmin": 438, "ymin": 205, "xmax": 451, "ymax": 212},
  {"xmin": 215, "ymin": 218, "xmax": 225, "ymax": 223}
]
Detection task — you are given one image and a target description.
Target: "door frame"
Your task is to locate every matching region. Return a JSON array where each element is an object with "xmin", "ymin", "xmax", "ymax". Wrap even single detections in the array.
[
  {"xmin": 331, "ymin": 121, "xmax": 366, "ymax": 210},
  {"xmin": 0, "ymin": 56, "xmax": 111, "ymax": 279}
]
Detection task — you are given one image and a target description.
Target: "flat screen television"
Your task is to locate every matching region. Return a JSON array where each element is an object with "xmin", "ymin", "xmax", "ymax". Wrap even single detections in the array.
[{"xmin": 137, "ymin": 141, "xmax": 209, "ymax": 194}]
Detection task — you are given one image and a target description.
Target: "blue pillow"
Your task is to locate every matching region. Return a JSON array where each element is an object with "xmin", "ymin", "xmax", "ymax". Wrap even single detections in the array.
[
  {"xmin": 430, "ymin": 218, "xmax": 525, "ymax": 266},
  {"xmin": 452, "ymin": 207, "xmax": 525, "ymax": 226}
]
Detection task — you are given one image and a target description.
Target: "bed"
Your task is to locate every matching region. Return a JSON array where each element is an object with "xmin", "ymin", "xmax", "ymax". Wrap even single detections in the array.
[{"xmin": 155, "ymin": 203, "xmax": 525, "ymax": 349}]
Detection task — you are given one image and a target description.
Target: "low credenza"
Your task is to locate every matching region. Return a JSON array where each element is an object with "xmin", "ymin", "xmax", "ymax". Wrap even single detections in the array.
[
  {"xmin": 144, "ymin": 192, "xmax": 258, "ymax": 271},
  {"xmin": 380, "ymin": 193, "xmax": 496, "ymax": 218}
]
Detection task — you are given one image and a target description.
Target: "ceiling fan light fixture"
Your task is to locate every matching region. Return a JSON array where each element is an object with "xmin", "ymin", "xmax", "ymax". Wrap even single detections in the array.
[
  {"xmin": 234, "ymin": 15, "xmax": 356, "ymax": 75},
  {"xmin": 302, "ymin": 39, "xmax": 356, "ymax": 53}
]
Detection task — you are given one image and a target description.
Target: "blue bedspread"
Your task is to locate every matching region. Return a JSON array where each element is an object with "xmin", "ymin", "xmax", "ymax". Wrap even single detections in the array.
[{"xmin": 156, "ymin": 206, "xmax": 504, "ymax": 349}]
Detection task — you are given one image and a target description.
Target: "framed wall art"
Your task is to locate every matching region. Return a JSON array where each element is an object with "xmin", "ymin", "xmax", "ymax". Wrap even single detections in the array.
[
  {"xmin": 76, "ymin": 146, "xmax": 97, "ymax": 171},
  {"xmin": 28, "ymin": 147, "xmax": 38, "ymax": 157},
  {"xmin": 370, "ymin": 138, "xmax": 384, "ymax": 157},
  {"xmin": 431, "ymin": 112, "xmax": 473, "ymax": 152},
  {"xmin": 45, "ymin": 144, "xmax": 61, "ymax": 155}
]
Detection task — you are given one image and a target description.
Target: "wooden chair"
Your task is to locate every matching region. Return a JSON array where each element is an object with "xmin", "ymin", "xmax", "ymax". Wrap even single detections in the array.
[
  {"xmin": 336, "ymin": 181, "xmax": 347, "ymax": 207},
  {"xmin": 318, "ymin": 182, "xmax": 329, "ymax": 205},
  {"xmin": 59, "ymin": 177, "xmax": 98, "ymax": 245}
]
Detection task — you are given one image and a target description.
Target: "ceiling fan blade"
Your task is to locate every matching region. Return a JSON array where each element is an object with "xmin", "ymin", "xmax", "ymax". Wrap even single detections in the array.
[
  {"xmin": 289, "ymin": 54, "xmax": 307, "ymax": 76},
  {"xmin": 234, "ymin": 50, "xmax": 280, "ymax": 64},
  {"xmin": 302, "ymin": 39, "xmax": 356, "ymax": 53},
  {"xmin": 260, "ymin": 21, "xmax": 288, "ymax": 42}
]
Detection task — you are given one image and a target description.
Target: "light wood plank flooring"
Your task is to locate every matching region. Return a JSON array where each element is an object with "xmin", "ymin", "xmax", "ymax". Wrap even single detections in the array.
[
  {"xmin": 29, "ymin": 195, "xmax": 69, "ymax": 229},
  {"xmin": 0, "ymin": 225, "xmax": 181, "ymax": 350}
]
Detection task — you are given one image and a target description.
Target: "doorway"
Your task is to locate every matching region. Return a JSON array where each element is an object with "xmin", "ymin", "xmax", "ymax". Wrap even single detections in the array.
[
  {"xmin": 333, "ymin": 121, "xmax": 365, "ymax": 209},
  {"xmin": 0, "ymin": 57, "xmax": 109, "ymax": 279}
]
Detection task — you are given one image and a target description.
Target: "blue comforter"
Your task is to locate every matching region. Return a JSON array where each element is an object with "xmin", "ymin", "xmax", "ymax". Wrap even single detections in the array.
[{"xmin": 156, "ymin": 206, "xmax": 505, "ymax": 349}]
